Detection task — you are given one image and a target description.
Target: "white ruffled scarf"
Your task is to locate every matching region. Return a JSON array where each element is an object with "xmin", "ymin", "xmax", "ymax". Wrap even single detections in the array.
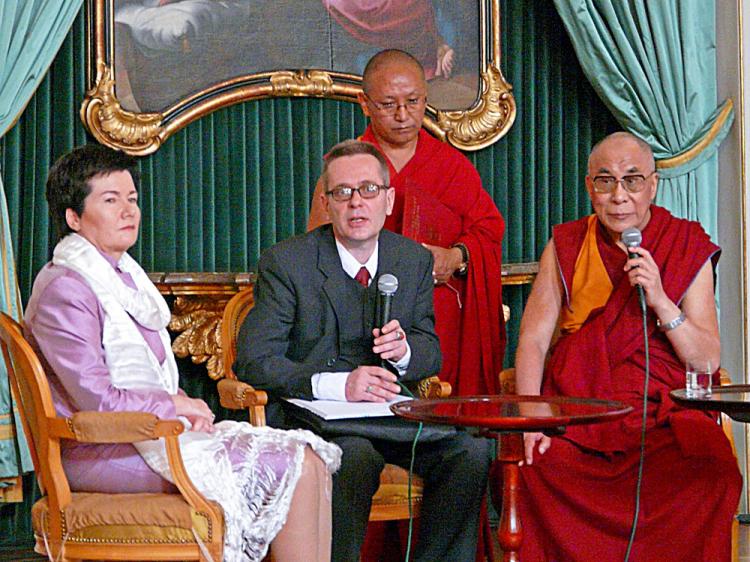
[
  {"xmin": 53, "ymin": 233, "xmax": 179, "ymax": 395},
  {"xmin": 52, "ymin": 234, "xmax": 341, "ymax": 562}
]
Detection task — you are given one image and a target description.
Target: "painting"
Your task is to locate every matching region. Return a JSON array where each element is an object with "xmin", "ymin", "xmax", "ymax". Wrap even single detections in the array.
[{"xmin": 82, "ymin": 0, "xmax": 515, "ymax": 155}]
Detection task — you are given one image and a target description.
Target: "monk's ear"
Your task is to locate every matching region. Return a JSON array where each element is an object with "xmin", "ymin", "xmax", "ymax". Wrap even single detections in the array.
[
  {"xmin": 357, "ymin": 91, "xmax": 371, "ymax": 118},
  {"xmin": 65, "ymin": 208, "xmax": 81, "ymax": 232},
  {"xmin": 584, "ymin": 175, "xmax": 595, "ymax": 198},
  {"xmin": 649, "ymin": 173, "xmax": 659, "ymax": 201}
]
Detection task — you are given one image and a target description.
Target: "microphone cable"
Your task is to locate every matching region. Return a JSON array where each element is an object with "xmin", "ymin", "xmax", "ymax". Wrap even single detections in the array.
[
  {"xmin": 375, "ymin": 273, "xmax": 423, "ymax": 560},
  {"xmin": 395, "ymin": 379, "xmax": 421, "ymax": 562},
  {"xmin": 624, "ymin": 291, "xmax": 650, "ymax": 561}
]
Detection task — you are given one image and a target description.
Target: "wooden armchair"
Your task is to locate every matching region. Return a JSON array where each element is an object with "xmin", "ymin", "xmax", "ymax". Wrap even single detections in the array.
[
  {"xmin": 216, "ymin": 287, "xmax": 450, "ymax": 523},
  {"xmin": 0, "ymin": 312, "xmax": 224, "ymax": 562}
]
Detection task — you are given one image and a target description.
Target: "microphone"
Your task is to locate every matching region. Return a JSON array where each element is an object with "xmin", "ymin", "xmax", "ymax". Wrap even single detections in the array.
[
  {"xmin": 376, "ymin": 274, "xmax": 399, "ymax": 370},
  {"xmin": 377, "ymin": 273, "xmax": 399, "ymax": 328},
  {"xmin": 621, "ymin": 227, "xmax": 646, "ymax": 314}
]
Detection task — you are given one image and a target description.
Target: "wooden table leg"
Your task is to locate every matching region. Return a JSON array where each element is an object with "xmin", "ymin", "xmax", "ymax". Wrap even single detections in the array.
[{"xmin": 495, "ymin": 432, "xmax": 524, "ymax": 561}]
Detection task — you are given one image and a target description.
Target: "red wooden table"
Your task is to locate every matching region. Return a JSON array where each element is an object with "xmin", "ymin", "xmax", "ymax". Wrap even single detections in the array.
[{"xmin": 392, "ymin": 395, "xmax": 633, "ymax": 561}]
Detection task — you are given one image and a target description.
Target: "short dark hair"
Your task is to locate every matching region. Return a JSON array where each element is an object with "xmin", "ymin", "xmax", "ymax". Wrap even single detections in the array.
[
  {"xmin": 322, "ymin": 139, "xmax": 390, "ymax": 189},
  {"xmin": 46, "ymin": 144, "xmax": 138, "ymax": 241}
]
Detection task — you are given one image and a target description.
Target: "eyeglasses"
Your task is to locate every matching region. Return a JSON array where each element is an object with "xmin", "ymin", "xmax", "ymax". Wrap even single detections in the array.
[
  {"xmin": 325, "ymin": 182, "xmax": 389, "ymax": 202},
  {"xmin": 591, "ymin": 170, "xmax": 656, "ymax": 194},
  {"xmin": 363, "ymin": 92, "xmax": 426, "ymax": 116}
]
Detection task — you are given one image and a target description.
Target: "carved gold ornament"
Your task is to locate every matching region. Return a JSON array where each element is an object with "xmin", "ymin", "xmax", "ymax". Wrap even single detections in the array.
[
  {"xmin": 81, "ymin": 63, "xmax": 166, "ymax": 156},
  {"xmin": 270, "ymin": 71, "xmax": 335, "ymax": 97},
  {"xmin": 169, "ymin": 296, "xmax": 227, "ymax": 380},
  {"xmin": 433, "ymin": 66, "xmax": 516, "ymax": 151}
]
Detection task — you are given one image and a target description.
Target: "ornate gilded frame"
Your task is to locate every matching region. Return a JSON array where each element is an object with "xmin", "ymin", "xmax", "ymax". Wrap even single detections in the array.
[{"xmin": 82, "ymin": 0, "xmax": 515, "ymax": 155}]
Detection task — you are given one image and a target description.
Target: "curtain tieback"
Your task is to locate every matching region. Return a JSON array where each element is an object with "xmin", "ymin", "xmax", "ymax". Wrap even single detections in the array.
[{"xmin": 655, "ymin": 98, "xmax": 734, "ymax": 179}]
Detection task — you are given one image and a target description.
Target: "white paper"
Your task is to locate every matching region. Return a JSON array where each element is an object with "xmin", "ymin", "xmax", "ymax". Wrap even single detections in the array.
[{"xmin": 284, "ymin": 395, "xmax": 412, "ymax": 420}]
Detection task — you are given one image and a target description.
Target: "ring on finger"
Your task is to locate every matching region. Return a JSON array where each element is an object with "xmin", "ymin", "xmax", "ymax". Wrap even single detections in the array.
[
  {"xmin": 366, "ymin": 385, "xmax": 373, "ymax": 393},
  {"xmin": 396, "ymin": 330, "xmax": 404, "ymax": 341}
]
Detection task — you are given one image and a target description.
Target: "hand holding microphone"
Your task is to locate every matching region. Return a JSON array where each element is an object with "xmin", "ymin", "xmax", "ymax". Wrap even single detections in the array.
[
  {"xmin": 373, "ymin": 274, "xmax": 408, "ymax": 362},
  {"xmin": 622, "ymin": 227, "xmax": 647, "ymax": 314},
  {"xmin": 622, "ymin": 227, "xmax": 667, "ymax": 313}
]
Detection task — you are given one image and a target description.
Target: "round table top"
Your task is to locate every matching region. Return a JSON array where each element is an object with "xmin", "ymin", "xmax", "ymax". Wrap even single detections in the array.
[
  {"xmin": 670, "ymin": 385, "xmax": 750, "ymax": 422},
  {"xmin": 390, "ymin": 395, "xmax": 633, "ymax": 432}
]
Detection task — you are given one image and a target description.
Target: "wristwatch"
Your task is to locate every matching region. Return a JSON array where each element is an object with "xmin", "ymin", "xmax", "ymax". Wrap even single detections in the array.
[
  {"xmin": 656, "ymin": 312, "xmax": 686, "ymax": 332},
  {"xmin": 452, "ymin": 243, "xmax": 469, "ymax": 276}
]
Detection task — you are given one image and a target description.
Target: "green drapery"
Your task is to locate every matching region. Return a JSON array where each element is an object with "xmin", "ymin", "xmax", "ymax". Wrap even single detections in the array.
[
  {"xmin": 0, "ymin": 0, "xmax": 620, "ymax": 543},
  {"xmin": 552, "ymin": 0, "xmax": 727, "ymax": 243},
  {"xmin": 0, "ymin": 0, "xmax": 82, "ymax": 499},
  {"xmin": 0, "ymin": 1, "xmax": 82, "ymax": 137}
]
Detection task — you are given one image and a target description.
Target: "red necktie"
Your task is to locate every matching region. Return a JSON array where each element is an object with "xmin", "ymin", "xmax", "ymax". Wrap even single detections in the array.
[{"xmin": 355, "ymin": 266, "xmax": 370, "ymax": 287}]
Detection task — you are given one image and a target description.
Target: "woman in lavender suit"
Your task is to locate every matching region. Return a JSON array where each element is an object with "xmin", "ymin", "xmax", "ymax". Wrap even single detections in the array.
[{"xmin": 24, "ymin": 144, "xmax": 341, "ymax": 562}]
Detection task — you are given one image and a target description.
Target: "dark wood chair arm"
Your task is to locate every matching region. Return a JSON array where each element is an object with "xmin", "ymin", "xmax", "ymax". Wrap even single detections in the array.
[
  {"xmin": 499, "ymin": 367, "xmax": 517, "ymax": 395},
  {"xmin": 416, "ymin": 375, "xmax": 452, "ymax": 398}
]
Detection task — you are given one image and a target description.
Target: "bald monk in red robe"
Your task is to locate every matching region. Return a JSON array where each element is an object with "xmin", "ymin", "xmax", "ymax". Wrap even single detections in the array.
[
  {"xmin": 515, "ymin": 132, "xmax": 741, "ymax": 561},
  {"xmin": 309, "ymin": 49, "xmax": 505, "ymax": 396}
]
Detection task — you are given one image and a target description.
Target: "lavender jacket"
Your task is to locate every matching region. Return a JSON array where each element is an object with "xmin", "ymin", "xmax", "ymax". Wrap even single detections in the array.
[{"xmin": 24, "ymin": 254, "xmax": 178, "ymax": 493}]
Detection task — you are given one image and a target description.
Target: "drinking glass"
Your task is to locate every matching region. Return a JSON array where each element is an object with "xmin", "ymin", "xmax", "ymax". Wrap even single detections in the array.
[{"xmin": 685, "ymin": 361, "xmax": 713, "ymax": 398}]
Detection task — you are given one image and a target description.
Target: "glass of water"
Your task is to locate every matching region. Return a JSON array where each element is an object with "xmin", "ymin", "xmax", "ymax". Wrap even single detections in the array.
[{"xmin": 685, "ymin": 361, "xmax": 713, "ymax": 398}]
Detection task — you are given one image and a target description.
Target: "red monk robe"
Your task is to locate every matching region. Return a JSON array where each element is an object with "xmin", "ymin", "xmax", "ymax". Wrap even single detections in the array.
[
  {"xmin": 361, "ymin": 126, "xmax": 506, "ymax": 395},
  {"xmin": 519, "ymin": 205, "xmax": 741, "ymax": 561}
]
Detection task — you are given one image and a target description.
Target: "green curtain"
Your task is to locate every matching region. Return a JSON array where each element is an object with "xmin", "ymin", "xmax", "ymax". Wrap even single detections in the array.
[
  {"xmin": 0, "ymin": 0, "xmax": 82, "ymax": 497},
  {"xmin": 552, "ymin": 0, "xmax": 727, "ymax": 243},
  {"xmin": 0, "ymin": 0, "xmax": 620, "ymax": 543},
  {"xmin": 0, "ymin": 173, "xmax": 27, "ymax": 492},
  {"xmin": 0, "ymin": 1, "xmax": 82, "ymax": 137}
]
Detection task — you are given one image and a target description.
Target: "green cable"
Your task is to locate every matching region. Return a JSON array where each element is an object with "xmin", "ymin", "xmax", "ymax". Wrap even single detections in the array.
[
  {"xmin": 624, "ymin": 301, "xmax": 649, "ymax": 561},
  {"xmin": 394, "ymin": 379, "xmax": 420, "ymax": 562},
  {"xmin": 404, "ymin": 421, "xmax": 423, "ymax": 562}
]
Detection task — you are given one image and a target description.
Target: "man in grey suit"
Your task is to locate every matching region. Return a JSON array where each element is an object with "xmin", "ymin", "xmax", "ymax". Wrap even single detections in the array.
[{"xmin": 235, "ymin": 139, "xmax": 491, "ymax": 562}]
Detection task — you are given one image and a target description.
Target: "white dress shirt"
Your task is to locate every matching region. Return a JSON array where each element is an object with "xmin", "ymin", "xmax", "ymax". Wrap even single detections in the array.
[{"xmin": 311, "ymin": 239, "xmax": 412, "ymax": 400}]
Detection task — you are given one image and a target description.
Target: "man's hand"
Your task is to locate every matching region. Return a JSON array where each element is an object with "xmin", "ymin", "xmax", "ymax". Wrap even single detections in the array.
[
  {"xmin": 623, "ymin": 246, "xmax": 668, "ymax": 310},
  {"xmin": 522, "ymin": 432, "xmax": 551, "ymax": 465},
  {"xmin": 422, "ymin": 243, "xmax": 463, "ymax": 284},
  {"xmin": 345, "ymin": 365, "xmax": 401, "ymax": 402},
  {"xmin": 373, "ymin": 319, "xmax": 407, "ymax": 362}
]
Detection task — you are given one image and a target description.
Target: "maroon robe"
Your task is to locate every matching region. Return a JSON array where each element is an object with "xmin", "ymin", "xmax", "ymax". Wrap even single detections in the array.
[
  {"xmin": 519, "ymin": 206, "xmax": 741, "ymax": 561},
  {"xmin": 361, "ymin": 126, "xmax": 506, "ymax": 395}
]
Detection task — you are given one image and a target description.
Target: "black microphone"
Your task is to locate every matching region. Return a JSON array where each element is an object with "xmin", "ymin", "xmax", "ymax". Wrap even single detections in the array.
[
  {"xmin": 622, "ymin": 227, "xmax": 646, "ymax": 314},
  {"xmin": 377, "ymin": 273, "xmax": 399, "ymax": 328},
  {"xmin": 376, "ymin": 274, "xmax": 399, "ymax": 370}
]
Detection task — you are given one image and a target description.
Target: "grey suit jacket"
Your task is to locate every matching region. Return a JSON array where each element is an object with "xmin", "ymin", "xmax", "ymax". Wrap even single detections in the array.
[{"xmin": 235, "ymin": 225, "xmax": 441, "ymax": 407}]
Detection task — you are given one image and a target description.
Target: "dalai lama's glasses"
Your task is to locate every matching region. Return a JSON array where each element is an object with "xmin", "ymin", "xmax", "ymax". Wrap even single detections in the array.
[
  {"xmin": 363, "ymin": 92, "xmax": 426, "ymax": 116},
  {"xmin": 326, "ymin": 182, "xmax": 390, "ymax": 202},
  {"xmin": 591, "ymin": 170, "xmax": 656, "ymax": 194}
]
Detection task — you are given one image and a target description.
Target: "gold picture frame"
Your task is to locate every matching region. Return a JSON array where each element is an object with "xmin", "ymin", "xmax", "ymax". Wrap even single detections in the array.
[{"xmin": 82, "ymin": 0, "xmax": 516, "ymax": 156}]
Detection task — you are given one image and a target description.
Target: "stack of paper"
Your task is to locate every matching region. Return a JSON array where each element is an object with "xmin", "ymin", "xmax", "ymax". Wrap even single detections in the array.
[{"xmin": 284, "ymin": 396, "xmax": 412, "ymax": 420}]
